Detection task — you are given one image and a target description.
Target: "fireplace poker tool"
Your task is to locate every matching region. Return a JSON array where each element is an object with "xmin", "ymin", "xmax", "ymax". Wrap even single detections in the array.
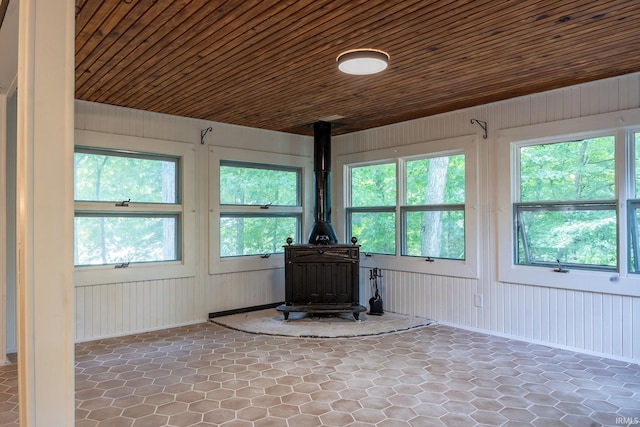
[{"xmin": 368, "ymin": 268, "xmax": 384, "ymax": 315}]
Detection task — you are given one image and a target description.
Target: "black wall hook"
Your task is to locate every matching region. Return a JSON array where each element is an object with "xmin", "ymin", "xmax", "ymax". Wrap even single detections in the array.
[
  {"xmin": 201, "ymin": 127, "xmax": 212, "ymax": 145},
  {"xmin": 470, "ymin": 119, "xmax": 488, "ymax": 139}
]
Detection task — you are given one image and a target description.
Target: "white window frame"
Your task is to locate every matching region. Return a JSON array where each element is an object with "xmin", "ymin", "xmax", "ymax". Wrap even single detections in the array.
[
  {"xmin": 514, "ymin": 134, "xmax": 617, "ymax": 270},
  {"xmin": 496, "ymin": 108, "xmax": 640, "ymax": 297},
  {"xmin": 335, "ymin": 135, "xmax": 479, "ymax": 279},
  {"xmin": 627, "ymin": 127, "xmax": 640, "ymax": 274},
  {"xmin": 209, "ymin": 146, "xmax": 312, "ymax": 274},
  {"xmin": 402, "ymin": 153, "xmax": 466, "ymax": 259},
  {"xmin": 74, "ymin": 130, "xmax": 195, "ymax": 286}
]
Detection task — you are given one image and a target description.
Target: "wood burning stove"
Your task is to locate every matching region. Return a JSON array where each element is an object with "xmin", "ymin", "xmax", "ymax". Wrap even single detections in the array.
[{"xmin": 277, "ymin": 122, "xmax": 366, "ymax": 320}]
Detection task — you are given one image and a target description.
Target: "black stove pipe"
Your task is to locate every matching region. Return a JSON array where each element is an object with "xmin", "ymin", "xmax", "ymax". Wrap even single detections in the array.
[{"xmin": 307, "ymin": 121, "xmax": 338, "ymax": 244}]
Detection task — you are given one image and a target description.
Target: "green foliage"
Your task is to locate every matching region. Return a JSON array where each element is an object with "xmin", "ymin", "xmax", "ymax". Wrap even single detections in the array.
[
  {"xmin": 220, "ymin": 164, "xmax": 298, "ymax": 206},
  {"xmin": 74, "ymin": 150, "xmax": 179, "ymax": 266},
  {"xmin": 220, "ymin": 216, "xmax": 297, "ymax": 257},
  {"xmin": 219, "ymin": 163, "xmax": 300, "ymax": 256},
  {"xmin": 635, "ymin": 133, "xmax": 640, "ymax": 198},
  {"xmin": 350, "ymin": 212, "xmax": 396, "ymax": 254},
  {"xmin": 517, "ymin": 209, "xmax": 616, "ymax": 267},
  {"xmin": 405, "ymin": 210, "xmax": 464, "ymax": 258},
  {"xmin": 75, "ymin": 151, "xmax": 177, "ymax": 203},
  {"xmin": 75, "ymin": 216, "xmax": 177, "ymax": 265},
  {"xmin": 406, "ymin": 154, "xmax": 465, "ymax": 205},
  {"xmin": 517, "ymin": 136, "xmax": 617, "ymax": 268},
  {"xmin": 519, "ymin": 137, "xmax": 614, "ymax": 202},
  {"xmin": 349, "ymin": 155, "xmax": 465, "ymax": 256},
  {"xmin": 630, "ymin": 206, "xmax": 640, "ymax": 272},
  {"xmin": 351, "ymin": 163, "xmax": 396, "ymax": 207}
]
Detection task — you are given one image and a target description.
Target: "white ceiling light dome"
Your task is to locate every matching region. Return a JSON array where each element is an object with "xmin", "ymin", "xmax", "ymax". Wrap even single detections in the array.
[{"xmin": 337, "ymin": 49, "xmax": 389, "ymax": 75}]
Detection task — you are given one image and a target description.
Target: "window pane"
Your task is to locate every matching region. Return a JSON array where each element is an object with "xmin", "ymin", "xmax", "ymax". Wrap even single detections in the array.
[
  {"xmin": 351, "ymin": 163, "xmax": 396, "ymax": 207},
  {"xmin": 220, "ymin": 216, "xmax": 298, "ymax": 257},
  {"xmin": 75, "ymin": 215, "xmax": 178, "ymax": 266},
  {"xmin": 630, "ymin": 204, "xmax": 640, "ymax": 273},
  {"xmin": 406, "ymin": 154, "xmax": 465, "ymax": 205},
  {"xmin": 516, "ymin": 208, "xmax": 616, "ymax": 268},
  {"xmin": 405, "ymin": 210, "xmax": 464, "ymax": 259},
  {"xmin": 350, "ymin": 211, "xmax": 396, "ymax": 254},
  {"xmin": 74, "ymin": 150, "xmax": 177, "ymax": 203},
  {"xmin": 519, "ymin": 136, "xmax": 615, "ymax": 202},
  {"xmin": 220, "ymin": 164, "xmax": 299, "ymax": 206},
  {"xmin": 635, "ymin": 132, "xmax": 640, "ymax": 198}
]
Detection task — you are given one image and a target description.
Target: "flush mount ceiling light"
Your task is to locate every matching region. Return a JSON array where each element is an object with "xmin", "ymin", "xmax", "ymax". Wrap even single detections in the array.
[{"xmin": 337, "ymin": 49, "xmax": 389, "ymax": 75}]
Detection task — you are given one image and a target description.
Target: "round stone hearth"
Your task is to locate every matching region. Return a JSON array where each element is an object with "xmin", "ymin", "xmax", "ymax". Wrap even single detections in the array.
[{"xmin": 209, "ymin": 309, "xmax": 434, "ymax": 338}]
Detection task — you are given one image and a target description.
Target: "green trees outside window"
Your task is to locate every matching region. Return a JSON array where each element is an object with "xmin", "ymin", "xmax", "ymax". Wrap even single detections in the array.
[
  {"xmin": 348, "ymin": 163, "xmax": 396, "ymax": 254},
  {"xmin": 75, "ymin": 215, "xmax": 178, "ymax": 265},
  {"xmin": 515, "ymin": 136, "xmax": 617, "ymax": 270},
  {"xmin": 350, "ymin": 211, "xmax": 396, "ymax": 255},
  {"xmin": 628, "ymin": 131, "xmax": 640, "ymax": 273},
  {"xmin": 219, "ymin": 163, "xmax": 298, "ymax": 206},
  {"xmin": 404, "ymin": 155, "xmax": 465, "ymax": 259},
  {"xmin": 219, "ymin": 162, "xmax": 300, "ymax": 257},
  {"xmin": 74, "ymin": 149, "xmax": 181, "ymax": 266},
  {"xmin": 220, "ymin": 216, "xmax": 297, "ymax": 257},
  {"xmin": 347, "ymin": 154, "xmax": 466, "ymax": 258}
]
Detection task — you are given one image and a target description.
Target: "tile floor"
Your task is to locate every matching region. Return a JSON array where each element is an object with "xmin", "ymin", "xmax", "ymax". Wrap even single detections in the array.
[{"xmin": 0, "ymin": 321, "xmax": 639, "ymax": 426}]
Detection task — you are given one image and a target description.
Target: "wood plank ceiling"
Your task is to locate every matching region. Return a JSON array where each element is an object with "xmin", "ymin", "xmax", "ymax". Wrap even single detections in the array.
[{"xmin": 75, "ymin": 0, "xmax": 640, "ymax": 136}]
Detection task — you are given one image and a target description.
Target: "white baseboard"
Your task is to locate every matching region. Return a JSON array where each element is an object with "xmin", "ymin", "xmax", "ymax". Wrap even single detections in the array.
[{"xmin": 74, "ymin": 320, "xmax": 206, "ymax": 344}]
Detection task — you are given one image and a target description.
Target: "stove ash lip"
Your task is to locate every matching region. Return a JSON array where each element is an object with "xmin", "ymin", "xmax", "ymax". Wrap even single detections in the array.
[{"xmin": 307, "ymin": 121, "xmax": 339, "ymax": 245}]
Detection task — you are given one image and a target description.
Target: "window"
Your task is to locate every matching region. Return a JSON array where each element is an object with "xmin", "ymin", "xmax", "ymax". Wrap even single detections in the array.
[
  {"xmin": 74, "ymin": 130, "xmax": 195, "ymax": 286},
  {"xmin": 497, "ymin": 109, "xmax": 640, "ymax": 296},
  {"xmin": 515, "ymin": 136, "xmax": 617, "ymax": 271},
  {"xmin": 628, "ymin": 130, "xmax": 640, "ymax": 273},
  {"xmin": 347, "ymin": 162, "xmax": 396, "ymax": 255},
  {"xmin": 337, "ymin": 135, "xmax": 478, "ymax": 278},
  {"xmin": 74, "ymin": 148, "xmax": 181, "ymax": 266},
  {"xmin": 347, "ymin": 155, "xmax": 465, "ymax": 259},
  {"xmin": 219, "ymin": 162, "xmax": 301, "ymax": 257},
  {"xmin": 403, "ymin": 154, "xmax": 465, "ymax": 259},
  {"xmin": 210, "ymin": 146, "xmax": 312, "ymax": 274}
]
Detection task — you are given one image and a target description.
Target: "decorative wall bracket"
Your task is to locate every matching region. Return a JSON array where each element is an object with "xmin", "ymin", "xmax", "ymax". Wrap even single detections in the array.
[
  {"xmin": 470, "ymin": 119, "xmax": 488, "ymax": 139},
  {"xmin": 201, "ymin": 127, "xmax": 212, "ymax": 145}
]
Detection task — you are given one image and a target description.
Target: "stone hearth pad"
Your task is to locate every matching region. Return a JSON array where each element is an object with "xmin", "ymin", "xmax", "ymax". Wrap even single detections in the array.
[{"xmin": 210, "ymin": 308, "xmax": 434, "ymax": 338}]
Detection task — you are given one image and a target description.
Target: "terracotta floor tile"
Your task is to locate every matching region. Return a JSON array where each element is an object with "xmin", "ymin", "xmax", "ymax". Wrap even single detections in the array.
[
  {"xmin": 167, "ymin": 411, "xmax": 202, "ymax": 426},
  {"xmin": 0, "ymin": 322, "xmax": 638, "ymax": 426}
]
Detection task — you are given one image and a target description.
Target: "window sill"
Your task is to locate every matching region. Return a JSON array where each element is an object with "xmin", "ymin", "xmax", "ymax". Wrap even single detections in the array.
[
  {"xmin": 74, "ymin": 261, "xmax": 195, "ymax": 286},
  {"xmin": 210, "ymin": 253, "xmax": 285, "ymax": 275},
  {"xmin": 359, "ymin": 254, "xmax": 479, "ymax": 279},
  {"xmin": 498, "ymin": 264, "xmax": 640, "ymax": 297}
]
